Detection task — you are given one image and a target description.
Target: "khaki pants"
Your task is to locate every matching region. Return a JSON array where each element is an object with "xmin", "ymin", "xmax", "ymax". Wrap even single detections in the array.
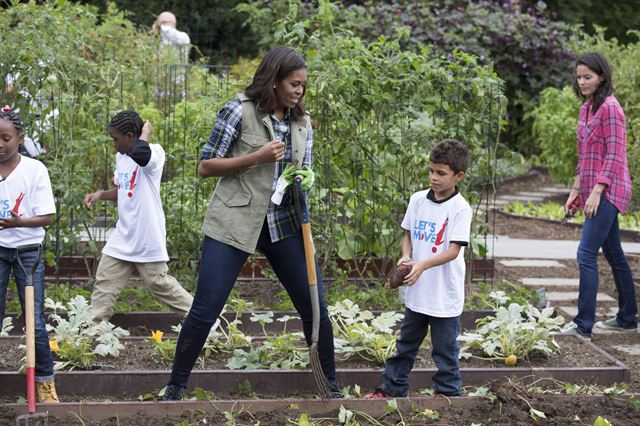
[{"xmin": 91, "ymin": 254, "xmax": 193, "ymax": 322}]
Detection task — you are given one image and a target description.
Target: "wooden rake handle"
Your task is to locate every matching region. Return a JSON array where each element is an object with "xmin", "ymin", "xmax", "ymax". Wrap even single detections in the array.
[{"xmin": 16, "ymin": 244, "xmax": 42, "ymax": 414}]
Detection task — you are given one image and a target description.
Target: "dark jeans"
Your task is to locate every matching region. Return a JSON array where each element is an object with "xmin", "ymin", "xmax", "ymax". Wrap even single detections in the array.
[
  {"xmin": 381, "ymin": 307, "xmax": 461, "ymax": 397},
  {"xmin": 168, "ymin": 222, "xmax": 337, "ymax": 389},
  {"xmin": 0, "ymin": 245, "xmax": 54, "ymax": 381},
  {"xmin": 574, "ymin": 195, "xmax": 638, "ymax": 334}
]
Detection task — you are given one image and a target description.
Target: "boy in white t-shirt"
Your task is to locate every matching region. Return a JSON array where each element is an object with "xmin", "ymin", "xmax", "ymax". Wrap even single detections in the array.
[
  {"xmin": 0, "ymin": 107, "xmax": 58, "ymax": 403},
  {"xmin": 84, "ymin": 110, "xmax": 193, "ymax": 322},
  {"xmin": 367, "ymin": 139, "xmax": 472, "ymax": 398}
]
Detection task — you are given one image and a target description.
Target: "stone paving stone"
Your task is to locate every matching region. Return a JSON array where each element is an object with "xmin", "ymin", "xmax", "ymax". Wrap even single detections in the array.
[
  {"xmin": 500, "ymin": 259, "xmax": 565, "ymax": 267},
  {"xmin": 515, "ymin": 191, "xmax": 556, "ymax": 197},
  {"xmin": 485, "ymin": 236, "xmax": 640, "ymax": 258},
  {"xmin": 545, "ymin": 291, "xmax": 615, "ymax": 302},
  {"xmin": 521, "ymin": 278, "xmax": 578, "ymax": 286},
  {"xmin": 539, "ymin": 187, "xmax": 569, "ymax": 193},
  {"xmin": 497, "ymin": 195, "xmax": 545, "ymax": 202},
  {"xmin": 557, "ymin": 306, "xmax": 618, "ymax": 318},
  {"xmin": 612, "ymin": 344, "xmax": 640, "ymax": 355}
]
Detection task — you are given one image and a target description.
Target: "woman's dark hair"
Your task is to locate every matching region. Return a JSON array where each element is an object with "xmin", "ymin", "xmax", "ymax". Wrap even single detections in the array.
[
  {"xmin": 109, "ymin": 110, "xmax": 143, "ymax": 137},
  {"xmin": 573, "ymin": 52, "xmax": 614, "ymax": 113},
  {"xmin": 245, "ymin": 46, "xmax": 307, "ymax": 123},
  {"xmin": 0, "ymin": 108, "xmax": 23, "ymax": 134}
]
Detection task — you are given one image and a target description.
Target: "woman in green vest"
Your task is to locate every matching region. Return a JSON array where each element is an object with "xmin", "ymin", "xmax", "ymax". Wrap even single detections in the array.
[{"xmin": 161, "ymin": 46, "xmax": 339, "ymax": 399}]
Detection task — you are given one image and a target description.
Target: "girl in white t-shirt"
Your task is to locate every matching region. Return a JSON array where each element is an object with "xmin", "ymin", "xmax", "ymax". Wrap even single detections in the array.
[
  {"xmin": 84, "ymin": 111, "xmax": 193, "ymax": 323},
  {"xmin": 0, "ymin": 106, "xmax": 58, "ymax": 403}
]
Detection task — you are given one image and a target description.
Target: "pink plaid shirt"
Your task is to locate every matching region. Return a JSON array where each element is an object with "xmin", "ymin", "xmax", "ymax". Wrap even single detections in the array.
[{"xmin": 576, "ymin": 95, "xmax": 632, "ymax": 214}]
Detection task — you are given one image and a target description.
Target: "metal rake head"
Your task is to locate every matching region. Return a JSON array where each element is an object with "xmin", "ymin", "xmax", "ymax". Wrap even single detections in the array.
[
  {"xmin": 309, "ymin": 343, "xmax": 333, "ymax": 400},
  {"xmin": 16, "ymin": 412, "xmax": 48, "ymax": 426}
]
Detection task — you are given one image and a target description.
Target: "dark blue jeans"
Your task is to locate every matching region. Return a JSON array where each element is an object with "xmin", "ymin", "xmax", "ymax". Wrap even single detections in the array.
[
  {"xmin": 574, "ymin": 195, "xmax": 638, "ymax": 334},
  {"xmin": 0, "ymin": 245, "xmax": 54, "ymax": 381},
  {"xmin": 381, "ymin": 307, "xmax": 461, "ymax": 397},
  {"xmin": 168, "ymin": 222, "xmax": 337, "ymax": 389}
]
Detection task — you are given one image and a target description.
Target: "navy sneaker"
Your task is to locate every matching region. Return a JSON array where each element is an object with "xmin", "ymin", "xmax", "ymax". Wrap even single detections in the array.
[{"xmin": 160, "ymin": 384, "xmax": 185, "ymax": 401}]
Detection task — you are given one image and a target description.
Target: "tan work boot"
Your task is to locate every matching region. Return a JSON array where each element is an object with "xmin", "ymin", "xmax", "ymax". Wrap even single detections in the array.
[{"xmin": 36, "ymin": 380, "xmax": 59, "ymax": 403}]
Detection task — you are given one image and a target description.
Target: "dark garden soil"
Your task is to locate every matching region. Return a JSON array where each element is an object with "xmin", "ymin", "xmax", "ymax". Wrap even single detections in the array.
[{"xmin": 0, "ymin": 335, "xmax": 616, "ymax": 372}]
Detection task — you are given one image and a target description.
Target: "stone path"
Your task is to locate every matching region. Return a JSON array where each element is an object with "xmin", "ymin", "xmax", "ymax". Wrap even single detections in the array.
[{"xmin": 490, "ymin": 182, "xmax": 640, "ymax": 355}]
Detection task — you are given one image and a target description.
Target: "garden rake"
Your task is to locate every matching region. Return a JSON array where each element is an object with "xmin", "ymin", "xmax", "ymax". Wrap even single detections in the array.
[
  {"xmin": 292, "ymin": 177, "xmax": 332, "ymax": 400},
  {"xmin": 15, "ymin": 243, "xmax": 48, "ymax": 426}
]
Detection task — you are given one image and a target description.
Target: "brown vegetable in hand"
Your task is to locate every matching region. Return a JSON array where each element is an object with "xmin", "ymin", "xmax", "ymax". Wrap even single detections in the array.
[{"xmin": 388, "ymin": 264, "xmax": 412, "ymax": 289}]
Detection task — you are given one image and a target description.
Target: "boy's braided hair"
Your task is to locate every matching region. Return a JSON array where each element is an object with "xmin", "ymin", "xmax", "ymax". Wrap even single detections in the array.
[
  {"xmin": 429, "ymin": 139, "xmax": 470, "ymax": 174},
  {"xmin": 109, "ymin": 110, "xmax": 143, "ymax": 138},
  {"xmin": 0, "ymin": 107, "xmax": 23, "ymax": 134}
]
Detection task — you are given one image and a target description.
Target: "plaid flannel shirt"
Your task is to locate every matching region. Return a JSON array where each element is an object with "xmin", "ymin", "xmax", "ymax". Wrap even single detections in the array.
[
  {"xmin": 576, "ymin": 95, "xmax": 632, "ymax": 214},
  {"xmin": 201, "ymin": 99, "xmax": 313, "ymax": 242}
]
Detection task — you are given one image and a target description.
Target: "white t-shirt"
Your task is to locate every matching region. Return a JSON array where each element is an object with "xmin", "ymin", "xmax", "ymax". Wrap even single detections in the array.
[
  {"xmin": 159, "ymin": 25, "xmax": 190, "ymax": 64},
  {"xmin": 102, "ymin": 144, "xmax": 169, "ymax": 262},
  {"xmin": 400, "ymin": 189, "xmax": 472, "ymax": 317},
  {"xmin": 0, "ymin": 155, "xmax": 55, "ymax": 248}
]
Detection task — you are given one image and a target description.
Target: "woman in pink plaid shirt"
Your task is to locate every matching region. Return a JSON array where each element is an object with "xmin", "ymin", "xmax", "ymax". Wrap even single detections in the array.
[{"xmin": 559, "ymin": 52, "xmax": 638, "ymax": 340}]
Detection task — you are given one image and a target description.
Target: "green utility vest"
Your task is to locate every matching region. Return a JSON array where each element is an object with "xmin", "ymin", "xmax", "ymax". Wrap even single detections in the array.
[{"xmin": 201, "ymin": 93, "xmax": 310, "ymax": 253}]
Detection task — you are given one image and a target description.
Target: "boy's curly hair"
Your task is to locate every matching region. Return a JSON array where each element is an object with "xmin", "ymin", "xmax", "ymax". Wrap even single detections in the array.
[{"xmin": 429, "ymin": 139, "xmax": 470, "ymax": 174}]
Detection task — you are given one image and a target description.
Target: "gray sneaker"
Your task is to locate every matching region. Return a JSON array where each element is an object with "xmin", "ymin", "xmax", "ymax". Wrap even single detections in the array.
[
  {"xmin": 555, "ymin": 321, "xmax": 592, "ymax": 341},
  {"xmin": 594, "ymin": 318, "xmax": 637, "ymax": 332}
]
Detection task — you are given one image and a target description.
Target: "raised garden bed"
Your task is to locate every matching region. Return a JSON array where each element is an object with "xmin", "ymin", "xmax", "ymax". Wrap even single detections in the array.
[
  {"xmin": 3, "ymin": 389, "xmax": 638, "ymax": 425},
  {"xmin": 2, "ymin": 396, "xmax": 487, "ymax": 424},
  {"xmin": 45, "ymin": 255, "xmax": 496, "ymax": 281},
  {"xmin": 0, "ymin": 336, "xmax": 629, "ymax": 399}
]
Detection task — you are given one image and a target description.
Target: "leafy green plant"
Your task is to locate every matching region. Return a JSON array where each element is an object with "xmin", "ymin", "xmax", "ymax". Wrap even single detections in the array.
[
  {"xmin": 502, "ymin": 200, "xmax": 640, "ymax": 231},
  {"xmin": 226, "ymin": 331, "xmax": 310, "ymax": 370},
  {"xmin": 201, "ymin": 300, "xmax": 253, "ymax": 356},
  {"xmin": 326, "ymin": 281, "xmax": 402, "ymax": 311},
  {"xmin": 147, "ymin": 330, "xmax": 176, "ymax": 363},
  {"xmin": 45, "ymin": 295, "xmax": 129, "ymax": 370},
  {"xmin": 465, "ymin": 280, "xmax": 539, "ymax": 311},
  {"xmin": 329, "ymin": 299, "xmax": 402, "ymax": 365},
  {"xmin": 466, "ymin": 385, "xmax": 497, "ymax": 402},
  {"xmin": 529, "ymin": 87, "xmax": 580, "ymax": 184},
  {"xmin": 1, "ymin": 317, "xmax": 14, "ymax": 337},
  {"xmin": 458, "ymin": 292, "xmax": 564, "ymax": 365},
  {"xmin": 287, "ymin": 401, "xmax": 407, "ymax": 426}
]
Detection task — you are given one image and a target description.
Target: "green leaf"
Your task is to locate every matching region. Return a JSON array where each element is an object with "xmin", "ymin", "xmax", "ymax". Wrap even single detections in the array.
[{"xmin": 593, "ymin": 416, "xmax": 612, "ymax": 426}]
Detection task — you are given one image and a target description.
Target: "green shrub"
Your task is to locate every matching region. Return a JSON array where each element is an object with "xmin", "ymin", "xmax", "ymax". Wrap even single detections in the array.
[{"xmin": 529, "ymin": 87, "xmax": 579, "ymax": 184}]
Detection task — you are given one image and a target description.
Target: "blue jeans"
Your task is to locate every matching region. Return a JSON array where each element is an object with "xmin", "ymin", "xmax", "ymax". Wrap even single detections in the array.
[
  {"xmin": 381, "ymin": 308, "xmax": 461, "ymax": 397},
  {"xmin": 0, "ymin": 245, "xmax": 54, "ymax": 381},
  {"xmin": 574, "ymin": 195, "xmax": 638, "ymax": 334},
  {"xmin": 168, "ymin": 222, "xmax": 337, "ymax": 389}
]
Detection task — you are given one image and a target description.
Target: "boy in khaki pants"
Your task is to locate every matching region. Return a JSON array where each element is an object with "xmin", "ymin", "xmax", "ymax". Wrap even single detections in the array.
[{"xmin": 84, "ymin": 110, "xmax": 192, "ymax": 322}]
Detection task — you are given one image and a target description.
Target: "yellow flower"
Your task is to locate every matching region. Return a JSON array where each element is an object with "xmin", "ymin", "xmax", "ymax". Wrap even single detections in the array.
[
  {"xmin": 49, "ymin": 339, "xmax": 60, "ymax": 352},
  {"xmin": 150, "ymin": 330, "xmax": 164, "ymax": 344}
]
